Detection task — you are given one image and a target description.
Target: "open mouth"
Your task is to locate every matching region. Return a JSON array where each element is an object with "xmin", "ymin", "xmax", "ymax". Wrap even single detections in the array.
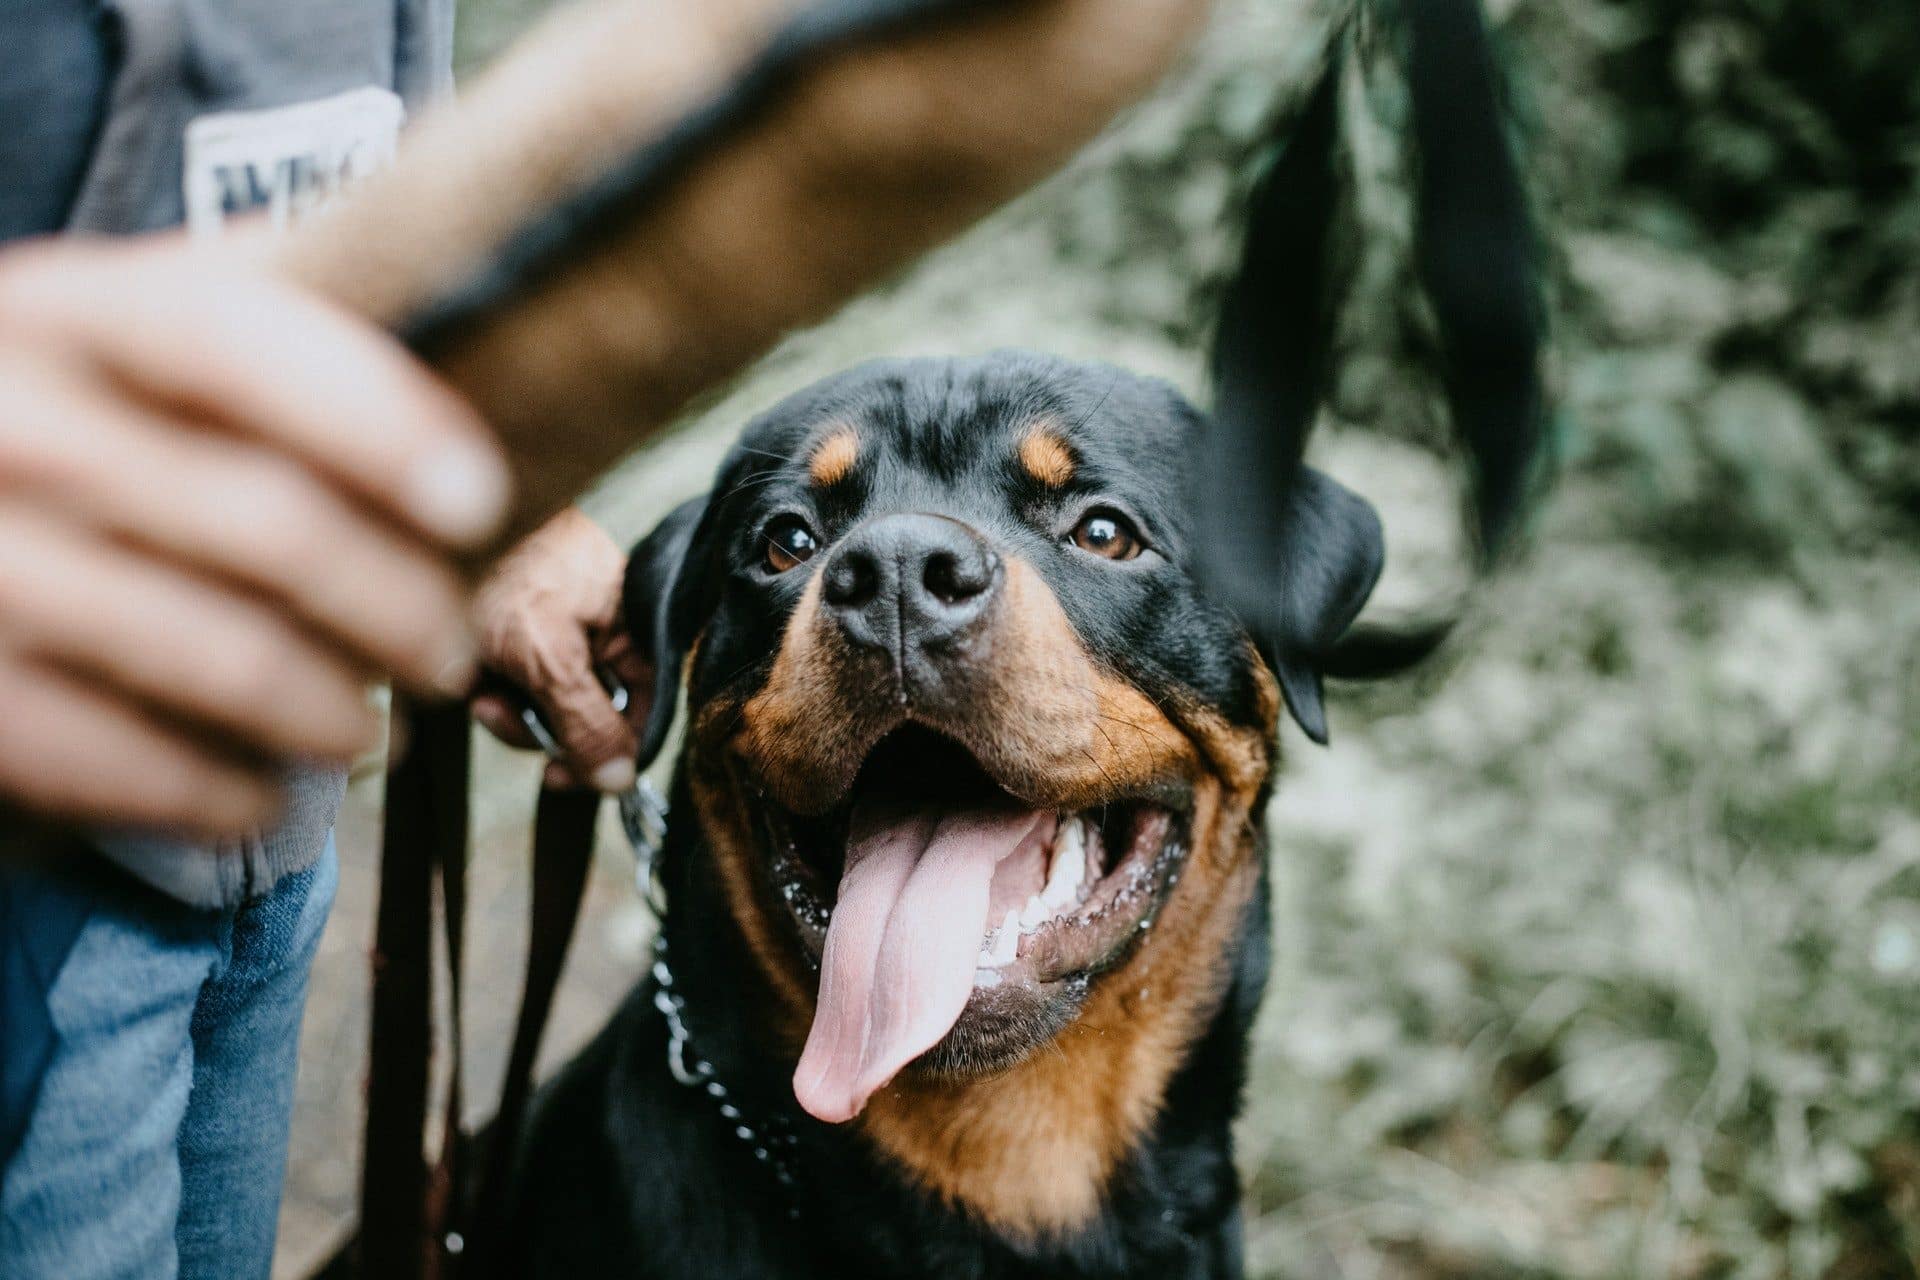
[{"xmin": 753, "ymin": 726, "xmax": 1192, "ymax": 1123}]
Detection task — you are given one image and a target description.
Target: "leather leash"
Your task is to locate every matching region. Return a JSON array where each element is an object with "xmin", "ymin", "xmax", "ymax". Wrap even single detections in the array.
[
  {"xmin": 359, "ymin": 699, "xmax": 468, "ymax": 1278},
  {"xmin": 358, "ymin": 700, "xmax": 599, "ymax": 1280},
  {"xmin": 1196, "ymin": 0, "xmax": 1545, "ymax": 674},
  {"xmin": 461, "ymin": 782, "xmax": 600, "ymax": 1271}
]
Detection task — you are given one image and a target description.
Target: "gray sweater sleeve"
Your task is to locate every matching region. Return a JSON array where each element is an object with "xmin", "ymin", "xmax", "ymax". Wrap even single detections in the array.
[{"xmin": 96, "ymin": 768, "xmax": 349, "ymax": 910}]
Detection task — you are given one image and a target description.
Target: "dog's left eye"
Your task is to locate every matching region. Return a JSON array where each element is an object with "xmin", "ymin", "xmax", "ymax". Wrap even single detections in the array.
[
  {"xmin": 1069, "ymin": 508, "xmax": 1143, "ymax": 561},
  {"xmin": 763, "ymin": 517, "xmax": 820, "ymax": 573}
]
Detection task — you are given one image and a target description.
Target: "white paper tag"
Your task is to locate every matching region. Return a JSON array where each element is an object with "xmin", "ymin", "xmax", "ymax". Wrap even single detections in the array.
[{"xmin": 183, "ymin": 86, "xmax": 404, "ymax": 238}]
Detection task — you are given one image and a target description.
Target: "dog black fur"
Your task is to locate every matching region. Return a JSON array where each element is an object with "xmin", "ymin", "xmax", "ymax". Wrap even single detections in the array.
[{"xmin": 505, "ymin": 352, "xmax": 1385, "ymax": 1278}]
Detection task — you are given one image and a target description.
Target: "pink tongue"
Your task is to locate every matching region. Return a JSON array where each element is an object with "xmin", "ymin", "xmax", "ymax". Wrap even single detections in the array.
[{"xmin": 792, "ymin": 801, "xmax": 1043, "ymax": 1123}]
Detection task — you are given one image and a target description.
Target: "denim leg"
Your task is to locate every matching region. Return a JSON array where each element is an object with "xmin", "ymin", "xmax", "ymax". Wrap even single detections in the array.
[
  {"xmin": 176, "ymin": 841, "xmax": 338, "ymax": 1280},
  {"xmin": 0, "ymin": 871, "xmax": 91, "ymax": 1168},
  {"xmin": 0, "ymin": 871, "xmax": 224, "ymax": 1280}
]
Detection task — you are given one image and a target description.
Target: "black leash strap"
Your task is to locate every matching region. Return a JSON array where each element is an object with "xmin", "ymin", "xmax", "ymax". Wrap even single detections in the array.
[
  {"xmin": 1405, "ymin": 0, "xmax": 1545, "ymax": 557},
  {"xmin": 425, "ymin": 749, "xmax": 469, "ymax": 1276},
  {"xmin": 462, "ymin": 785, "xmax": 599, "ymax": 1274},
  {"xmin": 1198, "ymin": 0, "xmax": 1545, "ymax": 675},
  {"xmin": 360, "ymin": 713, "xmax": 598, "ymax": 1280},
  {"xmin": 1196, "ymin": 34, "xmax": 1345, "ymax": 632},
  {"xmin": 361, "ymin": 700, "xmax": 469, "ymax": 1278}
]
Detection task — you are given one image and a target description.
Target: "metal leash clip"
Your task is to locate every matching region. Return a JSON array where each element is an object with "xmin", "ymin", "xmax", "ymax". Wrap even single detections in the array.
[{"xmin": 519, "ymin": 669, "xmax": 669, "ymax": 911}]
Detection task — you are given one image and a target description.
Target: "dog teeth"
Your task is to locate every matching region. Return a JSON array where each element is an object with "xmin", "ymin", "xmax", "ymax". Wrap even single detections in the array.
[
  {"xmin": 982, "ymin": 907, "xmax": 1020, "ymax": 967},
  {"xmin": 977, "ymin": 820, "xmax": 1103, "ymax": 971},
  {"xmin": 1020, "ymin": 892, "xmax": 1050, "ymax": 930},
  {"xmin": 1041, "ymin": 818, "xmax": 1086, "ymax": 911}
]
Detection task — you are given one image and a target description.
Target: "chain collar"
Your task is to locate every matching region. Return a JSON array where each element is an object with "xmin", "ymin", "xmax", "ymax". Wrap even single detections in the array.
[
  {"xmin": 627, "ymin": 786, "xmax": 802, "ymax": 1219},
  {"xmin": 522, "ymin": 676, "xmax": 804, "ymax": 1218},
  {"xmin": 649, "ymin": 931, "xmax": 803, "ymax": 1218}
]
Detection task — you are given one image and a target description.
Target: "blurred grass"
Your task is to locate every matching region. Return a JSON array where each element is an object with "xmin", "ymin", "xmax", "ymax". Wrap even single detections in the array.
[{"xmin": 444, "ymin": 1, "xmax": 1920, "ymax": 1276}]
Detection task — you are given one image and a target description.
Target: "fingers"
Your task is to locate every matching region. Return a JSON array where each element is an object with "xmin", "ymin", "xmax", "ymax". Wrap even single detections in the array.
[
  {"xmin": 519, "ymin": 632, "xmax": 640, "ymax": 791},
  {"xmin": 471, "ymin": 692, "xmax": 541, "ymax": 751},
  {"xmin": 0, "ymin": 356, "xmax": 477, "ymax": 695},
  {"xmin": 0, "ymin": 507, "xmax": 381, "ymax": 763},
  {"xmin": 0, "ymin": 654, "xmax": 283, "ymax": 840},
  {"xmin": 0, "ymin": 239, "xmax": 510, "ymax": 546},
  {"xmin": 473, "ymin": 689, "xmax": 612, "ymax": 793},
  {"xmin": 0, "ymin": 235, "xmax": 499, "ymax": 836},
  {"xmin": 471, "ymin": 509, "xmax": 641, "ymax": 790},
  {"xmin": 473, "ymin": 663, "xmax": 636, "ymax": 790},
  {"xmin": 474, "ymin": 656, "xmax": 652, "ymax": 792},
  {"xmin": 599, "ymin": 632, "xmax": 657, "ymax": 737}
]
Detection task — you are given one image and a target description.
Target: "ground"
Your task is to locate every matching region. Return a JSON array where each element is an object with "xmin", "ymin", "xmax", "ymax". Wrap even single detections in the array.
[{"xmin": 276, "ymin": 1, "xmax": 1920, "ymax": 1275}]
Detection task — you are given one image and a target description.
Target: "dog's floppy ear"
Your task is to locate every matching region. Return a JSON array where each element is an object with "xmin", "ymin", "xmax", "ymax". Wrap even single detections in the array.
[
  {"xmin": 1254, "ymin": 467, "xmax": 1386, "ymax": 746},
  {"xmin": 622, "ymin": 495, "xmax": 710, "ymax": 769}
]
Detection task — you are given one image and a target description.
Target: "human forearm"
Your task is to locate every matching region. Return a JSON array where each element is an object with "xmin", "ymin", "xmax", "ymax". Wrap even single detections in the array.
[{"xmin": 277, "ymin": 0, "xmax": 1209, "ymax": 555}]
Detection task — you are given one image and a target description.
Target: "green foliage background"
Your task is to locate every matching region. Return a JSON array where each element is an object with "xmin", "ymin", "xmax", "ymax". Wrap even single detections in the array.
[{"xmin": 459, "ymin": 3, "xmax": 1920, "ymax": 1275}]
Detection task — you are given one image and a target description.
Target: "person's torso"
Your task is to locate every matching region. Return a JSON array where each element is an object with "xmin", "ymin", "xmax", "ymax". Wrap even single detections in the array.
[{"xmin": 0, "ymin": 0, "xmax": 453, "ymax": 240}]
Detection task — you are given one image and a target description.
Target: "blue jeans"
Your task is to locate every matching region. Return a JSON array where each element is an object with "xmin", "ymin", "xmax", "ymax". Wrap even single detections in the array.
[{"xmin": 0, "ymin": 842, "xmax": 337, "ymax": 1279}]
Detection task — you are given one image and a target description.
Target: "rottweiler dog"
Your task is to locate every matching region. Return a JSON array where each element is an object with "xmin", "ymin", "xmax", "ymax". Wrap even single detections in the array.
[{"xmin": 506, "ymin": 350, "xmax": 1386, "ymax": 1278}]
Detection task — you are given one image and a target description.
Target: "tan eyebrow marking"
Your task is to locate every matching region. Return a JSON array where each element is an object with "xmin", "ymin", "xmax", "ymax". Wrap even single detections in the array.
[
  {"xmin": 807, "ymin": 426, "xmax": 860, "ymax": 486},
  {"xmin": 1017, "ymin": 423, "xmax": 1075, "ymax": 488}
]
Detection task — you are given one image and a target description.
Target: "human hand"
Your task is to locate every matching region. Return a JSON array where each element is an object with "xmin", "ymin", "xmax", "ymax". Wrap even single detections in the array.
[
  {"xmin": 0, "ymin": 237, "xmax": 509, "ymax": 839},
  {"xmin": 471, "ymin": 507, "xmax": 651, "ymax": 792}
]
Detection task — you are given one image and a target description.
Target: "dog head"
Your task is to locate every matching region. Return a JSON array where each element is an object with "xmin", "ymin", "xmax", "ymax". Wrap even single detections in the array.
[{"xmin": 624, "ymin": 352, "xmax": 1382, "ymax": 1225}]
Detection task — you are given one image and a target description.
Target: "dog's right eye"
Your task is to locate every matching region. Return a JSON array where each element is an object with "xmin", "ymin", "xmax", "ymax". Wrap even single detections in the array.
[
  {"xmin": 763, "ymin": 518, "xmax": 820, "ymax": 573},
  {"xmin": 1069, "ymin": 508, "xmax": 1143, "ymax": 561}
]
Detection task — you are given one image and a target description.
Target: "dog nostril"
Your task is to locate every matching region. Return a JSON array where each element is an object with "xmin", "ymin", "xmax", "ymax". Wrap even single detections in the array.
[
  {"xmin": 922, "ymin": 548, "xmax": 992, "ymax": 606},
  {"xmin": 824, "ymin": 550, "xmax": 878, "ymax": 609}
]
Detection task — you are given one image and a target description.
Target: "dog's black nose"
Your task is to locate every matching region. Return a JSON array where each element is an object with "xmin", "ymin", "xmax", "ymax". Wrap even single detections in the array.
[{"xmin": 822, "ymin": 514, "xmax": 1001, "ymax": 673}]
